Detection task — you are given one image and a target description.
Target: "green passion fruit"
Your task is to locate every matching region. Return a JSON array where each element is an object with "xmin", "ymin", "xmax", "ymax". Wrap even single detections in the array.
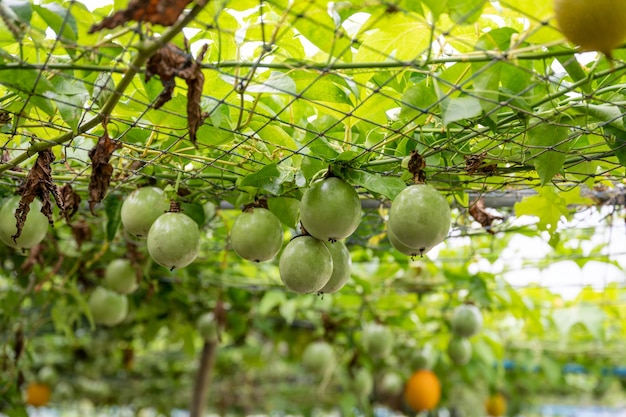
[
  {"xmin": 230, "ymin": 207, "xmax": 283, "ymax": 262},
  {"xmin": 88, "ymin": 286, "xmax": 128, "ymax": 327},
  {"xmin": 387, "ymin": 184, "xmax": 450, "ymax": 256},
  {"xmin": 302, "ymin": 341, "xmax": 335, "ymax": 376},
  {"xmin": 147, "ymin": 212, "xmax": 200, "ymax": 269},
  {"xmin": 361, "ymin": 323, "xmax": 393, "ymax": 358},
  {"xmin": 387, "ymin": 227, "xmax": 430, "ymax": 257},
  {"xmin": 299, "ymin": 177, "xmax": 361, "ymax": 241},
  {"xmin": 279, "ymin": 235, "xmax": 332, "ymax": 294},
  {"xmin": 353, "ymin": 368, "xmax": 374, "ymax": 399},
  {"xmin": 0, "ymin": 196, "xmax": 49, "ymax": 250},
  {"xmin": 447, "ymin": 337, "xmax": 472, "ymax": 365},
  {"xmin": 121, "ymin": 186, "xmax": 169, "ymax": 238},
  {"xmin": 103, "ymin": 259, "xmax": 138, "ymax": 294},
  {"xmin": 451, "ymin": 304, "xmax": 483, "ymax": 338},
  {"xmin": 319, "ymin": 240, "xmax": 351, "ymax": 293}
]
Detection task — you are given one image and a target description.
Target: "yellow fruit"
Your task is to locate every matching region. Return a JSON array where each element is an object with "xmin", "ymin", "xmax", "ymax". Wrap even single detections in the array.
[
  {"xmin": 485, "ymin": 393, "xmax": 507, "ymax": 417},
  {"xmin": 554, "ymin": 0, "xmax": 626, "ymax": 58},
  {"xmin": 25, "ymin": 382, "xmax": 51, "ymax": 407},
  {"xmin": 403, "ymin": 369, "xmax": 441, "ymax": 412}
]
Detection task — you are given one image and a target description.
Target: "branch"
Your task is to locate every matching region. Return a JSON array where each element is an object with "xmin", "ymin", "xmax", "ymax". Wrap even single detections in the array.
[{"xmin": 189, "ymin": 340, "xmax": 218, "ymax": 417}]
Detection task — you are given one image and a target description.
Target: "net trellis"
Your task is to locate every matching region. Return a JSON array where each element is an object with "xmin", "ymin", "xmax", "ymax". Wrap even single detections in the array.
[{"xmin": 2, "ymin": 0, "xmax": 626, "ymax": 206}]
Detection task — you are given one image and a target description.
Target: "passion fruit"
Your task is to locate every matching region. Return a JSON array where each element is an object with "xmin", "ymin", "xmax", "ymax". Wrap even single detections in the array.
[
  {"xmin": 230, "ymin": 207, "xmax": 283, "ymax": 262},
  {"xmin": 353, "ymin": 368, "xmax": 374, "ymax": 399},
  {"xmin": 103, "ymin": 259, "xmax": 138, "ymax": 294},
  {"xmin": 387, "ymin": 184, "xmax": 450, "ymax": 256},
  {"xmin": 147, "ymin": 212, "xmax": 200, "ymax": 269},
  {"xmin": 299, "ymin": 177, "xmax": 361, "ymax": 241},
  {"xmin": 319, "ymin": 240, "xmax": 351, "ymax": 293},
  {"xmin": 361, "ymin": 323, "xmax": 393, "ymax": 358},
  {"xmin": 88, "ymin": 286, "xmax": 128, "ymax": 327},
  {"xmin": 0, "ymin": 196, "xmax": 48, "ymax": 250},
  {"xmin": 554, "ymin": 0, "xmax": 626, "ymax": 58},
  {"xmin": 279, "ymin": 235, "xmax": 332, "ymax": 294},
  {"xmin": 451, "ymin": 304, "xmax": 483, "ymax": 338},
  {"xmin": 447, "ymin": 337, "xmax": 472, "ymax": 365},
  {"xmin": 120, "ymin": 186, "xmax": 169, "ymax": 238},
  {"xmin": 302, "ymin": 341, "xmax": 335, "ymax": 376},
  {"xmin": 388, "ymin": 227, "xmax": 429, "ymax": 257}
]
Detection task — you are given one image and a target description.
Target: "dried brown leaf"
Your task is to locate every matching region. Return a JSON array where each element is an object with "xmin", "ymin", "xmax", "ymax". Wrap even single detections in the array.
[
  {"xmin": 14, "ymin": 149, "xmax": 64, "ymax": 242},
  {"xmin": 88, "ymin": 0, "xmax": 193, "ymax": 33},
  {"xmin": 88, "ymin": 132, "xmax": 122, "ymax": 215},
  {"xmin": 145, "ymin": 42, "xmax": 207, "ymax": 143},
  {"xmin": 469, "ymin": 198, "xmax": 503, "ymax": 234},
  {"xmin": 60, "ymin": 184, "xmax": 81, "ymax": 222},
  {"xmin": 465, "ymin": 153, "xmax": 497, "ymax": 175},
  {"xmin": 71, "ymin": 219, "xmax": 92, "ymax": 249}
]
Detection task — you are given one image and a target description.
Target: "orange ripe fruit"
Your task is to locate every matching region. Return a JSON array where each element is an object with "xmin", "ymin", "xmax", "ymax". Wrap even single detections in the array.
[
  {"xmin": 25, "ymin": 382, "xmax": 51, "ymax": 407},
  {"xmin": 485, "ymin": 393, "xmax": 507, "ymax": 417},
  {"xmin": 403, "ymin": 369, "xmax": 441, "ymax": 411}
]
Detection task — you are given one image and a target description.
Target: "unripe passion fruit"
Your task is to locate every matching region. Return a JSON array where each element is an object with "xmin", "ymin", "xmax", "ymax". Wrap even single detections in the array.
[
  {"xmin": 300, "ymin": 177, "xmax": 361, "ymax": 241},
  {"xmin": 387, "ymin": 227, "xmax": 429, "ymax": 257},
  {"xmin": 319, "ymin": 240, "xmax": 351, "ymax": 293},
  {"xmin": 387, "ymin": 184, "xmax": 450, "ymax": 256},
  {"xmin": 230, "ymin": 207, "xmax": 283, "ymax": 262},
  {"xmin": 104, "ymin": 259, "xmax": 138, "ymax": 294},
  {"xmin": 121, "ymin": 186, "xmax": 169, "ymax": 238},
  {"xmin": 88, "ymin": 286, "xmax": 128, "ymax": 326},
  {"xmin": 451, "ymin": 304, "xmax": 483, "ymax": 338},
  {"xmin": 147, "ymin": 212, "xmax": 200, "ymax": 269},
  {"xmin": 0, "ymin": 196, "xmax": 48, "ymax": 250},
  {"xmin": 378, "ymin": 371, "xmax": 404, "ymax": 397},
  {"xmin": 361, "ymin": 323, "xmax": 393, "ymax": 358},
  {"xmin": 447, "ymin": 337, "xmax": 472, "ymax": 365},
  {"xmin": 353, "ymin": 368, "xmax": 374, "ymax": 399},
  {"xmin": 279, "ymin": 235, "xmax": 332, "ymax": 294},
  {"xmin": 302, "ymin": 341, "xmax": 335, "ymax": 376}
]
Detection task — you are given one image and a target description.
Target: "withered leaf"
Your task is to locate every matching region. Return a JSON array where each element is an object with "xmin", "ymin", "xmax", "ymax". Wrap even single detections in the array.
[
  {"xmin": 71, "ymin": 219, "xmax": 92, "ymax": 249},
  {"xmin": 88, "ymin": 132, "xmax": 122, "ymax": 215},
  {"xmin": 469, "ymin": 198, "xmax": 503, "ymax": 234},
  {"xmin": 61, "ymin": 184, "xmax": 81, "ymax": 222},
  {"xmin": 465, "ymin": 153, "xmax": 497, "ymax": 176},
  {"xmin": 88, "ymin": 0, "xmax": 193, "ymax": 33},
  {"xmin": 145, "ymin": 42, "xmax": 208, "ymax": 144},
  {"xmin": 14, "ymin": 149, "xmax": 64, "ymax": 243}
]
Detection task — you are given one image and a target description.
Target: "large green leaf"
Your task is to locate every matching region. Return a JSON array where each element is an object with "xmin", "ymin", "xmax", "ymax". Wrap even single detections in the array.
[
  {"xmin": 603, "ymin": 125, "xmax": 626, "ymax": 168},
  {"xmin": 344, "ymin": 169, "xmax": 406, "ymax": 200},
  {"xmin": 526, "ymin": 119, "xmax": 571, "ymax": 185},
  {"xmin": 514, "ymin": 186, "xmax": 569, "ymax": 233}
]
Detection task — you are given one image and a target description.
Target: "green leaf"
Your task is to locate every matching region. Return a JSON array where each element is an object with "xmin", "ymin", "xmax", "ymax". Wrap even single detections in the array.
[
  {"xmin": 5, "ymin": 407, "xmax": 28, "ymax": 417},
  {"xmin": 344, "ymin": 169, "xmax": 406, "ymax": 200},
  {"xmin": 0, "ymin": 69, "xmax": 56, "ymax": 116},
  {"xmin": 442, "ymin": 96, "xmax": 482, "ymax": 127},
  {"xmin": 603, "ymin": 125, "xmax": 626, "ymax": 167},
  {"xmin": 5, "ymin": 0, "xmax": 32, "ymax": 24},
  {"xmin": 34, "ymin": 3, "xmax": 77, "ymax": 45},
  {"xmin": 258, "ymin": 290, "xmax": 287, "ymax": 316},
  {"xmin": 180, "ymin": 202, "xmax": 206, "ymax": 228},
  {"xmin": 540, "ymin": 356, "xmax": 562, "ymax": 385},
  {"xmin": 240, "ymin": 163, "xmax": 282, "ymax": 194},
  {"xmin": 472, "ymin": 28, "xmax": 518, "ymax": 121},
  {"xmin": 196, "ymin": 125, "xmax": 235, "ymax": 146},
  {"xmin": 267, "ymin": 197, "xmax": 300, "ymax": 228},
  {"xmin": 104, "ymin": 193, "xmax": 123, "ymax": 242},
  {"xmin": 514, "ymin": 186, "xmax": 569, "ymax": 234},
  {"xmin": 526, "ymin": 119, "xmax": 571, "ymax": 185},
  {"xmin": 448, "ymin": 0, "xmax": 486, "ymax": 24},
  {"xmin": 399, "ymin": 80, "xmax": 438, "ymax": 121}
]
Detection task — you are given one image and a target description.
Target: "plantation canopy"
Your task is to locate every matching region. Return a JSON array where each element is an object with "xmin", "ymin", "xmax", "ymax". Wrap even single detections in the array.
[{"xmin": 2, "ymin": 0, "xmax": 626, "ymax": 414}]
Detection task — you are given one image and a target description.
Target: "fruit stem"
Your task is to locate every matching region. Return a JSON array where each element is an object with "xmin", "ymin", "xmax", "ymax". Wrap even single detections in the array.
[{"xmin": 169, "ymin": 200, "xmax": 181, "ymax": 213}]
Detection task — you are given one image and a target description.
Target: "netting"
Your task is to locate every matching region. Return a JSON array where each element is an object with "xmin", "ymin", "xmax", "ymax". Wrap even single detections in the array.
[{"xmin": 2, "ymin": 0, "xmax": 625, "ymax": 205}]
